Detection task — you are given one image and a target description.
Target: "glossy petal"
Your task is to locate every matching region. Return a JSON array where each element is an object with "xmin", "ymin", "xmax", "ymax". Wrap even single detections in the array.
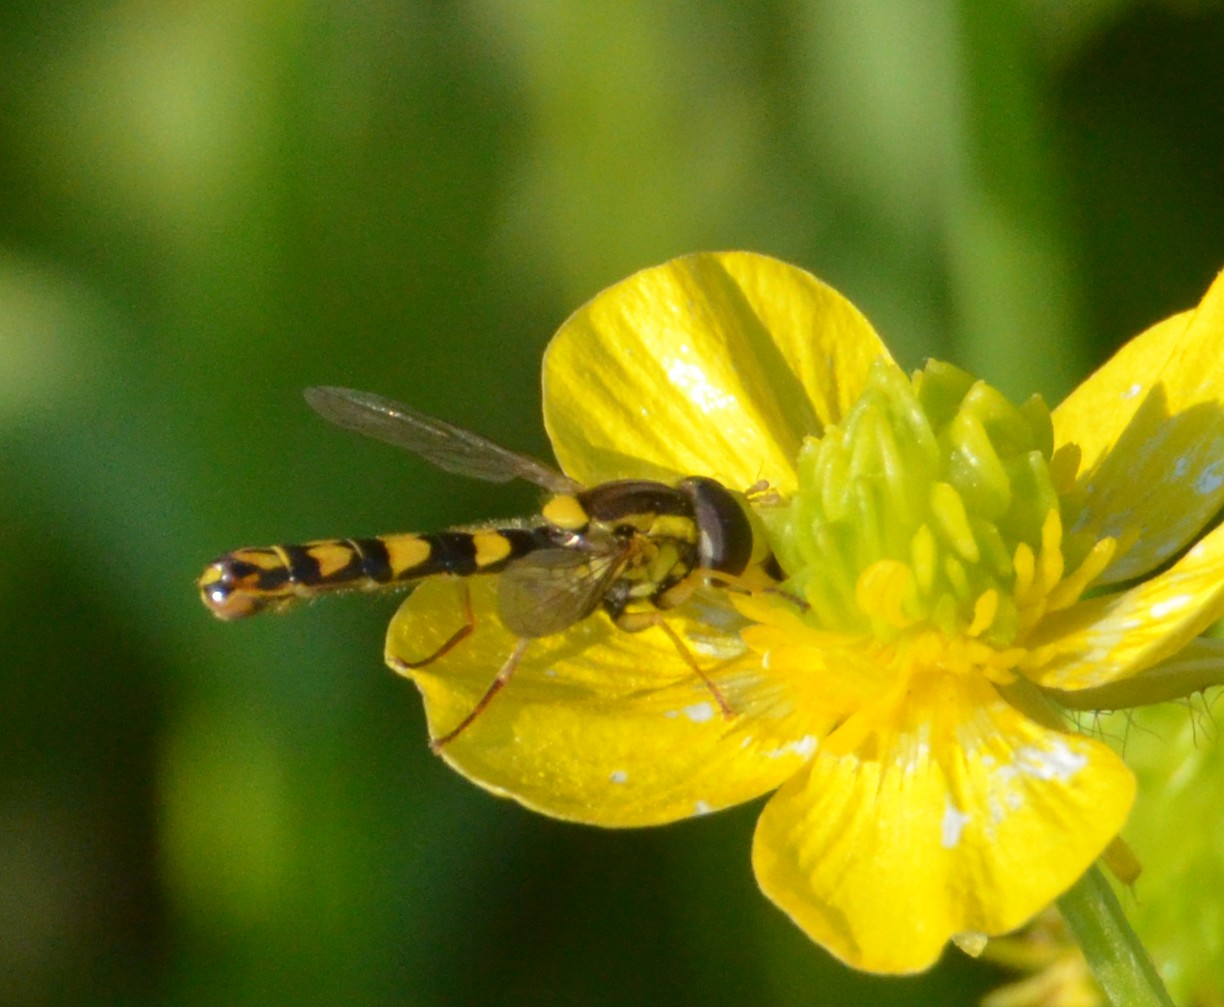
[
  {"xmin": 385, "ymin": 577, "xmax": 831, "ymax": 826},
  {"xmin": 1023, "ymin": 520, "xmax": 1224, "ymax": 691},
  {"xmin": 752, "ymin": 673, "xmax": 1134, "ymax": 973},
  {"xmin": 1053, "ymin": 270, "xmax": 1224, "ymax": 583},
  {"xmin": 542, "ymin": 252, "xmax": 891, "ymax": 493}
]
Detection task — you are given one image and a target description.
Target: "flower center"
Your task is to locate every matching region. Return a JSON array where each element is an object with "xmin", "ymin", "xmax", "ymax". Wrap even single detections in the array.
[{"xmin": 762, "ymin": 359, "xmax": 1117, "ymax": 649}]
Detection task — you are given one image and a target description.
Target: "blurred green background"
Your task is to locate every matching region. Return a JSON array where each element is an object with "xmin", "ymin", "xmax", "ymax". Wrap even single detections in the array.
[{"xmin": 2, "ymin": 2, "xmax": 1221, "ymax": 1005}]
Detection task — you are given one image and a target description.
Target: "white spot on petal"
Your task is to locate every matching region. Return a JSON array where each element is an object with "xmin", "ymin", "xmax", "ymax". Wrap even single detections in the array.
[
  {"xmin": 1151, "ymin": 594, "xmax": 1193, "ymax": 619},
  {"xmin": 1013, "ymin": 740, "xmax": 1087, "ymax": 781},
  {"xmin": 1122, "ymin": 382, "xmax": 1143, "ymax": 400},
  {"xmin": 688, "ymin": 635, "xmax": 744, "ymax": 659},
  {"xmin": 609, "ymin": 770, "xmax": 628, "ymax": 784},
  {"xmin": 764, "ymin": 735, "xmax": 818, "ymax": 759},
  {"xmin": 1195, "ymin": 462, "xmax": 1224, "ymax": 496},
  {"xmin": 683, "ymin": 702, "xmax": 715, "ymax": 723},
  {"xmin": 941, "ymin": 800, "xmax": 972, "ymax": 849},
  {"xmin": 694, "ymin": 801, "xmax": 712, "ymax": 816}
]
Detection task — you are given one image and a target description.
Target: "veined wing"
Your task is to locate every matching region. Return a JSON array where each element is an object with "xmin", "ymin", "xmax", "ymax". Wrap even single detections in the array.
[
  {"xmin": 303, "ymin": 386, "xmax": 580, "ymax": 495},
  {"xmin": 496, "ymin": 547, "xmax": 628, "ymax": 638}
]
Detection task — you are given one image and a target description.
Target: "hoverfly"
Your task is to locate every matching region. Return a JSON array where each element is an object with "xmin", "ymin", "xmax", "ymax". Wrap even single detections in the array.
[{"xmin": 198, "ymin": 387, "xmax": 779, "ymax": 748}]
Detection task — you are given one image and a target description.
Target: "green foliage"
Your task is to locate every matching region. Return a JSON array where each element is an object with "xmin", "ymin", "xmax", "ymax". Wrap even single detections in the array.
[{"xmin": 1105, "ymin": 700, "xmax": 1224, "ymax": 1005}]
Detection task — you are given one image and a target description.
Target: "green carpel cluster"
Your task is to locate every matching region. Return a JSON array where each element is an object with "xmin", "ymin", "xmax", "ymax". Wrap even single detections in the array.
[{"xmin": 766, "ymin": 359, "xmax": 1085, "ymax": 644}]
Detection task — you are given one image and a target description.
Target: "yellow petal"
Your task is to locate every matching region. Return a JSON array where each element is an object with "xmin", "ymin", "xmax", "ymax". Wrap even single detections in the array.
[
  {"xmin": 385, "ymin": 577, "xmax": 826, "ymax": 826},
  {"xmin": 1024, "ymin": 520, "xmax": 1224, "ymax": 691},
  {"xmin": 542, "ymin": 251, "xmax": 891, "ymax": 493},
  {"xmin": 752, "ymin": 673, "xmax": 1134, "ymax": 974},
  {"xmin": 1052, "ymin": 269, "xmax": 1224, "ymax": 583}
]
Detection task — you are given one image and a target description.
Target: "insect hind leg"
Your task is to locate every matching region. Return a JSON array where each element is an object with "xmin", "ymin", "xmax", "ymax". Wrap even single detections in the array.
[
  {"xmin": 428, "ymin": 637, "xmax": 531, "ymax": 752},
  {"xmin": 386, "ymin": 582, "xmax": 531, "ymax": 752},
  {"xmin": 387, "ymin": 582, "xmax": 477, "ymax": 672}
]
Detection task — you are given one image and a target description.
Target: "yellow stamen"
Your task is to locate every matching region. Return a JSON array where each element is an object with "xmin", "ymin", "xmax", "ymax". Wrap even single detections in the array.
[
  {"xmin": 1046, "ymin": 536, "xmax": 1118, "ymax": 613},
  {"xmin": 856, "ymin": 561, "xmax": 918, "ymax": 629},
  {"xmin": 1037, "ymin": 510, "xmax": 1065, "ymax": 595},
  {"xmin": 967, "ymin": 590, "xmax": 999, "ymax": 637}
]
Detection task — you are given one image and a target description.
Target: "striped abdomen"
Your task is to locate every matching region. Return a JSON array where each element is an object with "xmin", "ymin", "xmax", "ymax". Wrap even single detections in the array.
[{"xmin": 199, "ymin": 527, "xmax": 552, "ymax": 620}]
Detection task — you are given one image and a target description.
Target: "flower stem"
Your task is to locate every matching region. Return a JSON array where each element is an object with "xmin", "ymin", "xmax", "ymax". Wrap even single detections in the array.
[{"xmin": 1057, "ymin": 865, "xmax": 1174, "ymax": 1007}]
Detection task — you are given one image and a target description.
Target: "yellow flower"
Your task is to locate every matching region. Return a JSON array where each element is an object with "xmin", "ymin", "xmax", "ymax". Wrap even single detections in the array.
[{"xmin": 385, "ymin": 253, "xmax": 1224, "ymax": 974}]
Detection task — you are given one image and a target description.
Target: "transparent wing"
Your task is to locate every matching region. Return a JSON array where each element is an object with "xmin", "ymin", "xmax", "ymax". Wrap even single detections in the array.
[
  {"xmin": 303, "ymin": 386, "xmax": 580, "ymax": 494},
  {"xmin": 497, "ymin": 548, "xmax": 627, "ymax": 637}
]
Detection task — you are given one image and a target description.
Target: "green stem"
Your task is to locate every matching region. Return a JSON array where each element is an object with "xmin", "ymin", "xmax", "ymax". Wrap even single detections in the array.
[{"xmin": 1057, "ymin": 865, "xmax": 1175, "ymax": 1007}]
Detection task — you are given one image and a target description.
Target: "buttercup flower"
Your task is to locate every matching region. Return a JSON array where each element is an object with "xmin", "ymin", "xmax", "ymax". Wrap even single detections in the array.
[{"xmin": 386, "ymin": 253, "xmax": 1224, "ymax": 974}]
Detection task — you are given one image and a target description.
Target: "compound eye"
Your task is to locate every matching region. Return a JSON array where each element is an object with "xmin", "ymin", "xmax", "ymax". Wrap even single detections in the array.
[{"xmin": 678, "ymin": 476, "xmax": 754, "ymax": 575}]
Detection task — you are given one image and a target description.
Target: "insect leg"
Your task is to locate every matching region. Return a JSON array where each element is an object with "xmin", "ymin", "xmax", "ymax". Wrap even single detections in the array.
[
  {"xmin": 761, "ymin": 586, "xmax": 808, "ymax": 611},
  {"xmin": 679, "ymin": 567, "xmax": 811, "ymax": 613},
  {"xmin": 614, "ymin": 611, "xmax": 734, "ymax": 719},
  {"xmin": 652, "ymin": 618, "xmax": 734, "ymax": 719},
  {"xmin": 387, "ymin": 582, "xmax": 478, "ymax": 672},
  {"xmin": 428, "ymin": 636, "xmax": 532, "ymax": 752}
]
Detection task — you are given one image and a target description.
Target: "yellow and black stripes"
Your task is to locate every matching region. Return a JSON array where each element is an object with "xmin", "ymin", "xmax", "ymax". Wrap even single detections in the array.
[
  {"xmin": 199, "ymin": 386, "xmax": 787, "ymax": 746},
  {"xmin": 199, "ymin": 527, "xmax": 554, "ymax": 620}
]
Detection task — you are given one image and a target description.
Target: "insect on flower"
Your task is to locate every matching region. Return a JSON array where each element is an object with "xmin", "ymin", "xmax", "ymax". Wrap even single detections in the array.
[
  {"xmin": 199, "ymin": 252, "xmax": 1224, "ymax": 980},
  {"xmin": 198, "ymin": 386, "xmax": 780, "ymax": 747}
]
